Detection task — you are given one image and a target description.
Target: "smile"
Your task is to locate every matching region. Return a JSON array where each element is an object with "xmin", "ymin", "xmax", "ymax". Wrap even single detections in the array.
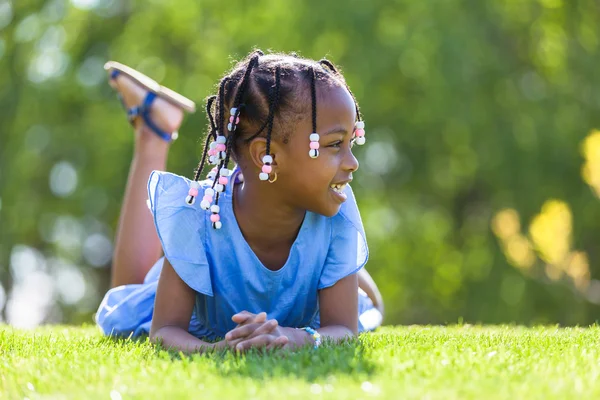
[{"xmin": 330, "ymin": 183, "xmax": 348, "ymax": 201}]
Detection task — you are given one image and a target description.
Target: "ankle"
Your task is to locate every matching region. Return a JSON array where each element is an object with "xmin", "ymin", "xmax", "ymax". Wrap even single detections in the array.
[{"xmin": 134, "ymin": 127, "xmax": 171, "ymax": 156}]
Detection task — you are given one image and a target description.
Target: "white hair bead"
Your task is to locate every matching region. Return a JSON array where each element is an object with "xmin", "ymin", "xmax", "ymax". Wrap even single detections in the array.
[
  {"xmin": 200, "ymin": 199, "xmax": 210, "ymax": 210},
  {"xmin": 216, "ymin": 135, "xmax": 227, "ymax": 144},
  {"xmin": 209, "ymin": 155, "xmax": 216, "ymax": 164},
  {"xmin": 227, "ymin": 122, "xmax": 237, "ymax": 132},
  {"xmin": 259, "ymin": 172, "xmax": 269, "ymax": 181},
  {"xmin": 237, "ymin": 173, "xmax": 244, "ymax": 182},
  {"xmin": 230, "ymin": 107, "xmax": 237, "ymax": 116},
  {"xmin": 204, "ymin": 188, "xmax": 215, "ymax": 196},
  {"xmin": 309, "ymin": 133, "xmax": 320, "ymax": 142},
  {"xmin": 219, "ymin": 151, "xmax": 227, "ymax": 159},
  {"xmin": 190, "ymin": 181, "xmax": 200, "ymax": 189},
  {"xmin": 220, "ymin": 168, "xmax": 230, "ymax": 177},
  {"xmin": 209, "ymin": 142, "xmax": 217, "ymax": 150},
  {"xmin": 207, "ymin": 171, "xmax": 217, "ymax": 179},
  {"xmin": 356, "ymin": 137, "xmax": 366, "ymax": 145},
  {"xmin": 213, "ymin": 221, "xmax": 223, "ymax": 229},
  {"xmin": 309, "ymin": 149, "xmax": 319, "ymax": 158},
  {"xmin": 355, "ymin": 121, "xmax": 365, "ymax": 129},
  {"xmin": 185, "ymin": 195, "xmax": 196, "ymax": 205},
  {"xmin": 262, "ymin": 155, "xmax": 273, "ymax": 164},
  {"xmin": 210, "ymin": 204, "xmax": 220, "ymax": 213},
  {"xmin": 215, "ymin": 183, "xmax": 224, "ymax": 192}
]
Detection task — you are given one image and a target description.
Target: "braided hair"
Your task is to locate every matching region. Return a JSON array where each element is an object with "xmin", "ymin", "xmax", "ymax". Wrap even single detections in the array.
[{"xmin": 190, "ymin": 50, "xmax": 363, "ymax": 227}]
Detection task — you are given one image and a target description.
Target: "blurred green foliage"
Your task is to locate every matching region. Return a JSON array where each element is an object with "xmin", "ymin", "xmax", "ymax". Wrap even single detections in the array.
[{"xmin": 1, "ymin": 0, "xmax": 600, "ymax": 327}]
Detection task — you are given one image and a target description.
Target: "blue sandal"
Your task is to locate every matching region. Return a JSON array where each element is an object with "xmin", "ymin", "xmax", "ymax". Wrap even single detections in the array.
[{"xmin": 105, "ymin": 61, "xmax": 196, "ymax": 142}]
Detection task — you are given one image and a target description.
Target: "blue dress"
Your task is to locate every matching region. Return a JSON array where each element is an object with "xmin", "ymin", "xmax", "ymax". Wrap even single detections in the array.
[{"xmin": 95, "ymin": 168, "xmax": 382, "ymax": 340}]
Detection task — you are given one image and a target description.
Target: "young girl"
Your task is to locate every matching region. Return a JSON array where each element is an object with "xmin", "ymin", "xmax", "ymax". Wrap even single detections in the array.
[{"xmin": 95, "ymin": 50, "xmax": 384, "ymax": 353}]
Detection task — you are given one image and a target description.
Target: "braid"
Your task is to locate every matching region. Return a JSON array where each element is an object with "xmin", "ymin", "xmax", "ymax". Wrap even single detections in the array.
[
  {"xmin": 205, "ymin": 95, "xmax": 218, "ymax": 134},
  {"xmin": 193, "ymin": 96, "xmax": 217, "ymax": 181},
  {"xmin": 309, "ymin": 66, "xmax": 317, "ymax": 133},
  {"xmin": 217, "ymin": 77, "xmax": 229, "ymax": 135},
  {"xmin": 319, "ymin": 58, "xmax": 362, "ymax": 122},
  {"xmin": 265, "ymin": 65, "xmax": 281, "ymax": 155}
]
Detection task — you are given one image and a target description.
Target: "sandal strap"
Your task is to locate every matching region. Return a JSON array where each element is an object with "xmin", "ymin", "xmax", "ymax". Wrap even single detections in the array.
[
  {"xmin": 139, "ymin": 92, "xmax": 174, "ymax": 142},
  {"xmin": 121, "ymin": 93, "xmax": 174, "ymax": 142}
]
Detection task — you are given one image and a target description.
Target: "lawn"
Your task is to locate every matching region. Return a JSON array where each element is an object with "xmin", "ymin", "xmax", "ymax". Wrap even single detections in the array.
[{"xmin": 1, "ymin": 325, "xmax": 599, "ymax": 399}]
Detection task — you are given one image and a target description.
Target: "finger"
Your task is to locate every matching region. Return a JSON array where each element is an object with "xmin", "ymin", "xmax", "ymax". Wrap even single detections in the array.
[
  {"xmin": 236, "ymin": 334, "xmax": 274, "ymax": 353},
  {"xmin": 266, "ymin": 335, "xmax": 289, "ymax": 351},
  {"xmin": 243, "ymin": 319, "xmax": 279, "ymax": 341},
  {"xmin": 225, "ymin": 322, "xmax": 262, "ymax": 341},
  {"xmin": 228, "ymin": 319, "xmax": 276, "ymax": 346},
  {"xmin": 231, "ymin": 311, "xmax": 254, "ymax": 325},
  {"xmin": 255, "ymin": 312, "xmax": 267, "ymax": 323}
]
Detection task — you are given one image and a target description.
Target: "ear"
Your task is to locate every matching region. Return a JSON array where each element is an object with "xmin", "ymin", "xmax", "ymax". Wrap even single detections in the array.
[{"xmin": 248, "ymin": 137, "xmax": 283, "ymax": 170}]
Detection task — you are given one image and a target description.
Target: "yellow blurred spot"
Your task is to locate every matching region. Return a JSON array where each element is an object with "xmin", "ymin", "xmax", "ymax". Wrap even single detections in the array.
[
  {"xmin": 491, "ymin": 208, "xmax": 521, "ymax": 240},
  {"xmin": 529, "ymin": 200, "xmax": 571, "ymax": 265},
  {"xmin": 504, "ymin": 235, "xmax": 536, "ymax": 270},
  {"xmin": 544, "ymin": 263, "xmax": 562, "ymax": 281},
  {"xmin": 581, "ymin": 129, "xmax": 600, "ymax": 197},
  {"xmin": 566, "ymin": 251, "xmax": 590, "ymax": 291}
]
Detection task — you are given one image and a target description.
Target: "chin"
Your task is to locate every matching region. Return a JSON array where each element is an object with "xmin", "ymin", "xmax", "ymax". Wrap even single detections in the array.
[{"xmin": 313, "ymin": 204, "xmax": 342, "ymax": 218}]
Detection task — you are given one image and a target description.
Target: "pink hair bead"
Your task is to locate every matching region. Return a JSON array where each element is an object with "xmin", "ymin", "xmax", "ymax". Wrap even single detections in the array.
[
  {"xmin": 216, "ymin": 144, "xmax": 226, "ymax": 152},
  {"xmin": 310, "ymin": 141, "xmax": 320, "ymax": 150},
  {"xmin": 188, "ymin": 188, "xmax": 199, "ymax": 197},
  {"xmin": 218, "ymin": 176, "xmax": 228, "ymax": 185},
  {"xmin": 262, "ymin": 165, "xmax": 272, "ymax": 174},
  {"xmin": 203, "ymin": 195, "xmax": 213, "ymax": 203},
  {"xmin": 355, "ymin": 128, "xmax": 365, "ymax": 137},
  {"xmin": 210, "ymin": 214, "xmax": 221, "ymax": 222},
  {"xmin": 229, "ymin": 116, "xmax": 240, "ymax": 124}
]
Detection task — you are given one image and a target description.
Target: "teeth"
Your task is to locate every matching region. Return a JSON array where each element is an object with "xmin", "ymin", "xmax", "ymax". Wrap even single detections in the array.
[{"xmin": 330, "ymin": 183, "xmax": 346, "ymax": 193}]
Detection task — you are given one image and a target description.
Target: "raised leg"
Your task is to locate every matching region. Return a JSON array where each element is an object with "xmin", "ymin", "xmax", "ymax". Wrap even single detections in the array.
[
  {"xmin": 111, "ymin": 133, "xmax": 170, "ymax": 288},
  {"xmin": 109, "ymin": 73, "xmax": 185, "ymax": 288}
]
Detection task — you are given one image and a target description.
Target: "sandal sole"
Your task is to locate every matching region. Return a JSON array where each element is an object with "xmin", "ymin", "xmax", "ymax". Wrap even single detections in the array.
[{"xmin": 104, "ymin": 61, "xmax": 196, "ymax": 113}]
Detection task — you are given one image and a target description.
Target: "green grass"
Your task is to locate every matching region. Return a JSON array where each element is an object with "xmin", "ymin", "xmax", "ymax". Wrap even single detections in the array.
[{"xmin": 1, "ymin": 325, "xmax": 599, "ymax": 399}]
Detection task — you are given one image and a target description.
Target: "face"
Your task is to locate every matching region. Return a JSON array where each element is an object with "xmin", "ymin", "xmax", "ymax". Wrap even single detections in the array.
[{"xmin": 276, "ymin": 84, "xmax": 360, "ymax": 217}]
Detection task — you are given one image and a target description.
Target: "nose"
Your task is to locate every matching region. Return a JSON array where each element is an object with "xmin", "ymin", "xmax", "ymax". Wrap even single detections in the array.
[{"xmin": 344, "ymin": 148, "xmax": 359, "ymax": 172}]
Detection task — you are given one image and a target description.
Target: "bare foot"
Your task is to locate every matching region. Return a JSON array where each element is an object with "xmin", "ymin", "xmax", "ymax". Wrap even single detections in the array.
[{"xmin": 107, "ymin": 70, "xmax": 184, "ymax": 144}]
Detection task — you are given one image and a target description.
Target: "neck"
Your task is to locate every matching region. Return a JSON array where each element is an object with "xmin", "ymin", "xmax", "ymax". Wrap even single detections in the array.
[{"xmin": 232, "ymin": 177, "xmax": 305, "ymax": 248}]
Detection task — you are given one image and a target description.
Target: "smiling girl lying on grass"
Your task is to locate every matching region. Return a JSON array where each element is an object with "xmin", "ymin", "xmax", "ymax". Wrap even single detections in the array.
[{"xmin": 95, "ymin": 50, "xmax": 384, "ymax": 353}]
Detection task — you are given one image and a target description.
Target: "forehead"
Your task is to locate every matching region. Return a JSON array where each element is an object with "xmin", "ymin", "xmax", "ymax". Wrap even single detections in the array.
[{"xmin": 315, "ymin": 84, "xmax": 356, "ymax": 130}]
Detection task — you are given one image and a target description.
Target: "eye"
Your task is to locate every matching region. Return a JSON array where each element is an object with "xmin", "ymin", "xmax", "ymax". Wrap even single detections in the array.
[{"xmin": 328, "ymin": 140, "xmax": 343, "ymax": 148}]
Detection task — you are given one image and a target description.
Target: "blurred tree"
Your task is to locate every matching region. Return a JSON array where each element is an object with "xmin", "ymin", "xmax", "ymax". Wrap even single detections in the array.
[{"xmin": 1, "ymin": 0, "xmax": 599, "ymax": 326}]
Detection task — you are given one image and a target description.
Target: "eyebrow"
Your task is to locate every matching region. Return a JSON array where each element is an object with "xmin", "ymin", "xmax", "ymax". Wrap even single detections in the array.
[{"xmin": 321, "ymin": 127, "xmax": 348, "ymax": 136}]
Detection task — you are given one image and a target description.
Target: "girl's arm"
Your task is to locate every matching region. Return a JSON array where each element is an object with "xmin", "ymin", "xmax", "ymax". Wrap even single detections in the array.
[
  {"xmin": 284, "ymin": 273, "xmax": 359, "ymax": 347},
  {"xmin": 149, "ymin": 258, "xmax": 225, "ymax": 353}
]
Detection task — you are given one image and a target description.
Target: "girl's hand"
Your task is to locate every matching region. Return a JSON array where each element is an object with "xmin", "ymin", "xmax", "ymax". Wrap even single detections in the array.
[
  {"xmin": 225, "ymin": 311, "xmax": 269, "ymax": 350},
  {"xmin": 228, "ymin": 319, "xmax": 290, "ymax": 353}
]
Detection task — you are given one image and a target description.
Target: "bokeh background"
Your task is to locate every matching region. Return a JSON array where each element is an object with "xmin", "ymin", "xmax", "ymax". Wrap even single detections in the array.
[{"xmin": 1, "ymin": 0, "xmax": 600, "ymax": 329}]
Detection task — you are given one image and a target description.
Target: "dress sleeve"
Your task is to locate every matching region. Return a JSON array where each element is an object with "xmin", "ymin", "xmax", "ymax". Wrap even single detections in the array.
[
  {"xmin": 147, "ymin": 170, "xmax": 213, "ymax": 296},
  {"xmin": 318, "ymin": 184, "xmax": 369, "ymax": 290}
]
